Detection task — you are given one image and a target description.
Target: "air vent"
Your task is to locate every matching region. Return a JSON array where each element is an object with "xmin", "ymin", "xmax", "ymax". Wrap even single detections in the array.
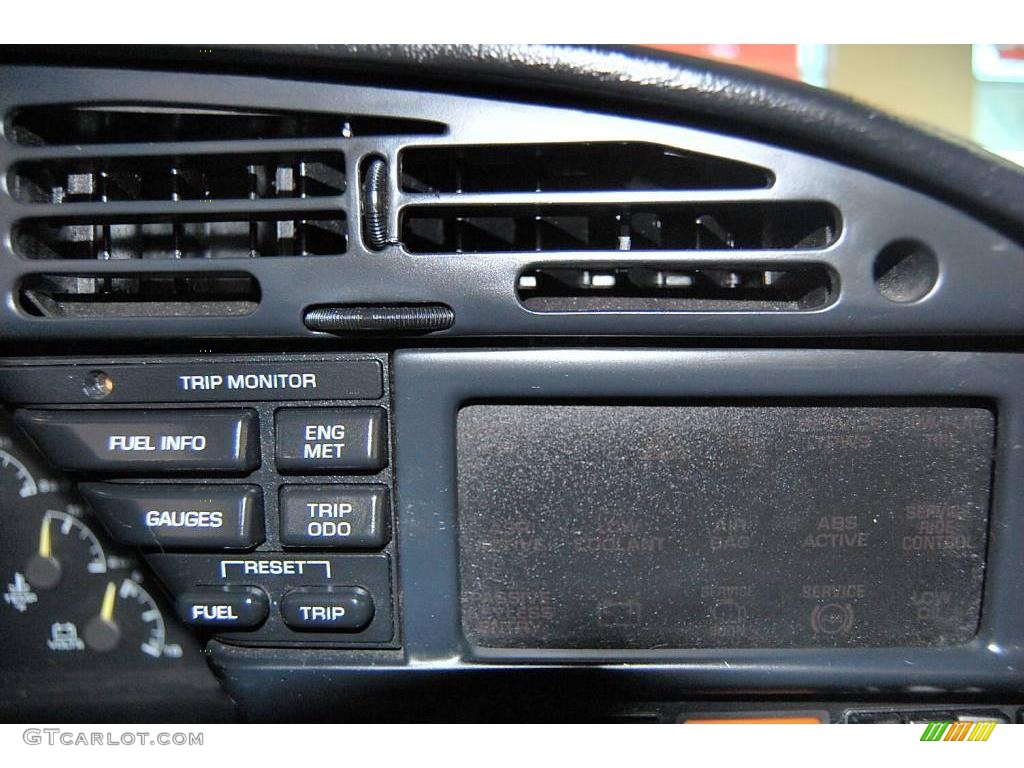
[
  {"xmin": 19, "ymin": 272, "xmax": 259, "ymax": 318},
  {"xmin": 11, "ymin": 153, "xmax": 345, "ymax": 204},
  {"xmin": 4, "ymin": 103, "xmax": 450, "ymax": 263},
  {"xmin": 15, "ymin": 216, "xmax": 346, "ymax": 260},
  {"xmin": 401, "ymin": 143, "xmax": 772, "ymax": 192},
  {"xmin": 518, "ymin": 264, "xmax": 835, "ymax": 312},
  {"xmin": 401, "ymin": 203, "xmax": 837, "ymax": 254},
  {"xmin": 1, "ymin": 104, "xmax": 401, "ymax": 261},
  {"xmin": 8, "ymin": 104, "xmax": 445, "ymax": 146}
]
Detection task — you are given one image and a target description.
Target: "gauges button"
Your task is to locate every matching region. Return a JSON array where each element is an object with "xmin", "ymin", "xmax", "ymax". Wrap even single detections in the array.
[
  {"xmin": 14, "ymin": 408, "xmax": 259, "ymax": 474},
  {"xmin": 175, "ymin": 586, "xmax": 268, "ymax": 629},
  {"xmin": 80, "ymin": 483, "xmax": 264, "ymax": 550},
  {"xmin": 280, "ymin": 586, "xmax": 374, "ymax": 631}
]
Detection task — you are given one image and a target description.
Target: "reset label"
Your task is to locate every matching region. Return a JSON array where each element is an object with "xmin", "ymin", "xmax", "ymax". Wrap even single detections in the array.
[{"xmin": 219, "ymin": 559, "xmax": 332, "ymax": 579}]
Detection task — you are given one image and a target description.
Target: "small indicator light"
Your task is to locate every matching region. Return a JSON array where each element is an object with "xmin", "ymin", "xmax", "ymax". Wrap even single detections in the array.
[{"xmin": 83, "ymin": 370, "xmax": 114, "ymax": 399}]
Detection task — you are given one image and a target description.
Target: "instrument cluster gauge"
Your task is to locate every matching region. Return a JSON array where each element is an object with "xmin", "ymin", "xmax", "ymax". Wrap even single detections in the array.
[{"xmin": 0, "ymin": 412, "xmax": 192, "ymax": 672}]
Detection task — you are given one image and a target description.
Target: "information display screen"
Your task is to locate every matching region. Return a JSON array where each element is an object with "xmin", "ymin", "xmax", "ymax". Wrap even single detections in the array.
[{"xmin": 457, "ymin": 405, "xmax": 994, "ymax": 649}]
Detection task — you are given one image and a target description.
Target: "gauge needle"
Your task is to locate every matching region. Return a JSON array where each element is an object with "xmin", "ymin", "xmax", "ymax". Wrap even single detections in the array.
[
  {"xmin": 38, "ymin": 517, "xmax": 52, "ymax": 558},
  {"xmin": 25, "ymin": 517, "xmax": 61, "ymax": 590},
  {"xmin": 84, "ymin": 581, "xmax": 121, "ymax": 653},
  {"xmin": 100, "ymin": 581, "xmax": 116, "ymax": 623}
]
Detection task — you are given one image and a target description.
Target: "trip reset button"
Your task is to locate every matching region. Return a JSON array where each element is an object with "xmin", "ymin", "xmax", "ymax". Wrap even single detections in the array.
[{"xmin": 279, "ymin": 587, "xmax": 375, "ymax": 631}]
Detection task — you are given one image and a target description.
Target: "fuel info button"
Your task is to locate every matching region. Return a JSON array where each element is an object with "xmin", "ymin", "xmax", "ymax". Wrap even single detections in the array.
[
  {"xmin": 275, "ymin": 407, "xmax": 386, "ymax": 473},
  {"xmin": 280, "ymin": 586, "xmax": 375, "ymax": 631},
  {"xmin": 175, "ymin": 587, "xmax": 268, "ymax": 629},
  {"xmin": 14, "ymin": 408, "xmax": 259, "ymax": 474}
]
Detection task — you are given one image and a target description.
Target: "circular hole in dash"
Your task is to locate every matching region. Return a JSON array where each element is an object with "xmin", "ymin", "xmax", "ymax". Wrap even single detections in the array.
[{"xmin": 873, "ymin": 240, "xmax": 939, "ymax": 303}]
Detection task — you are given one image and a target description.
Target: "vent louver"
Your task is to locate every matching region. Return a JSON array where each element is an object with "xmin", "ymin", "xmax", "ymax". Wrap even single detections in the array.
[
  {"xmin": 3, "ymin": 100, "xmax": 444, "ymax": 319},
  {"xmin": 393, "ymin": 141, "xmax": 840, "ymax": 313},
  {"xmin": 14, "ymin": 216, "xmax": 346, "ymax": 261},
  {"xmin": 402, "ymin": 202, "xmax": 836, "ymax": 254},
  {"xmin": 11, "ymin": 153, "xmax": 345, "ymax": 204},
  {"xmin": 8, "ymin": 104, "xmax": 445, "ymax": 145},
  {"xmin": 400, "ymin": 142, "xmax": 772, "ymax": 192},
  {"xmin": 2, "ymin": 104, "xmax": 399, "ymax": 262},
  {"xmin": 397, "ymin": 143, "xmax": 838, "ymax": 256},
  {"xmin": 18, "ymin": 272, "xmax": 259, "ymax": 318},
  {"xmin": 517, "ymin": 264, "xmax": 835, "ymax": 312}
]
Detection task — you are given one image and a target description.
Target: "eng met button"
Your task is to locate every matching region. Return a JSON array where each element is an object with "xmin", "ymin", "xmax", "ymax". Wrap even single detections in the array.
[
  {"xmin": 80, "ymin": 483, "xmax": 264, "ymax": 550},
  {"xmin": 14, "ymin": 408, "xmax": 260, "ymax": 474},
  {"xmin": 275, "ymin": 407, "xmax": 386, "ymax": 473}
]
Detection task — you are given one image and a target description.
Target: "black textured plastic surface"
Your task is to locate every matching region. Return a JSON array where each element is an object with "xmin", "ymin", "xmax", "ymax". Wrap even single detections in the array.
[
  {"xmin": 361, "ymin": 156, "xmax": 389, "ymax": 250},
  {"xmin": 458, "ymin": 405, "xmax": 994, "ymax": 649},
  {"xmin": 304, "ymin": 304, "xmax": 455, "ymax": 334},
  {"xmin": 0, "ymin": 359, "xmax": 383, "ymax": 403},
  {"xmin": 7, "ymin": 45, "xmax": 1019, "ymax": 239},
  {"xmin": 0, "ymin": 45, "xmax": 1023, "ymax": 720},
  {"xmin": 147, "ymin": 552, "xmax": 394, "ymax": 645},
  {"xmin": 1, "ymin": 61, "xmax": 1023, "ymax": 341}
]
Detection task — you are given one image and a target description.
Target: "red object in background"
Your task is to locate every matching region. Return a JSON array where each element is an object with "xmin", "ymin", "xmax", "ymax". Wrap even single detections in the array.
[{"xmin": 646, "ymin": 44, "xmax": 800, "ymax": 80}]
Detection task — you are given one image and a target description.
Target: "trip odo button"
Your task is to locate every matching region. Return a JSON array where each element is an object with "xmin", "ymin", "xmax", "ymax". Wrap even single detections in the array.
[
  {"xmin": 275, "ymin": 407, "xmax": 386, "ymax": 473},
  {"xmin": 279, "ymin": 485, "xmax": 389, "ymax": 549},
  {"xmin": 14, "ymin": 408, "xmax": 260, "ymax": 474}
]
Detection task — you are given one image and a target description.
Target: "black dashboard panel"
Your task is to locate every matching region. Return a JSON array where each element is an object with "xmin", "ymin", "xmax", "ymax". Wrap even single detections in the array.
[
  {"xmin": 0, "ymin": 45, "xmax": 1022, "ymax": 723},
  {"xmin": 0, "ymin": 63, "xmax": 1023, "ymax": 341},
  {"xmin": 458, "ymin": 404, "xmax": 993, "ymax": 649}
]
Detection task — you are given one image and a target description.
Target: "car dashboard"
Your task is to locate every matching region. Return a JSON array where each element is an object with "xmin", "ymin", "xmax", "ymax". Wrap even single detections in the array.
[{"xmin": 0, "ymin": 44, "xmax": 1022, "ymax": 723}]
